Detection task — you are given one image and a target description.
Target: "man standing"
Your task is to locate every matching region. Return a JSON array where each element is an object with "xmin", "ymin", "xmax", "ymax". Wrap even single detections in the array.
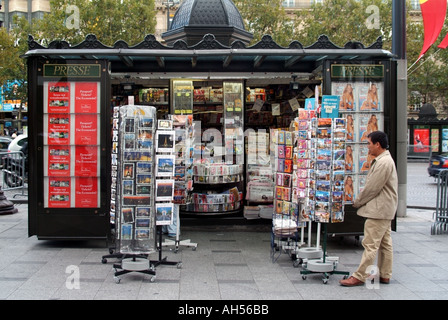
[{"xmin": 340, "ymin": 131, "xmax": 398, "ymax": 286}]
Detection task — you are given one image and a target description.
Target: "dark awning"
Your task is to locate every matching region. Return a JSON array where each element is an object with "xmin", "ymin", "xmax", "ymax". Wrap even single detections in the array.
[{"xmin": 24, "ymin": 34, "xmax": 395, "ymax": 77}]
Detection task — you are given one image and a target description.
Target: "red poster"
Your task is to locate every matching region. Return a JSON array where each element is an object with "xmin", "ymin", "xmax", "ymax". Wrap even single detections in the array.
[
  {"xmin": 74, "ymin": 114, "xmax": 98, "ymax": 145},
  {"xmin": 47, "ymin": 114, "xmax": 71, "ymax": 145},
  {"xmin": 75, "ymin": 177, "xmax": 99, "ymax": 208},
  {"xmin": 75, "ymin": 82, "xmax": 98, "ymax": 113},
  {"xmin": 47, "ymin": 82, "xmax": 70, "ymax": 113},
  {"xmin": 47, "ymin": 177, "xmax": 71, "ymax": 208},
  {"xmin": 74, "ymin": 146, "xmax": 98, "ymax": 177},
  {"xmin": 47, "ymin": 145, "xmax": 71, "ymax": 176},
  {"xmin": 414, "ymin": 128, "xmax": 430, "ymax": 153}
]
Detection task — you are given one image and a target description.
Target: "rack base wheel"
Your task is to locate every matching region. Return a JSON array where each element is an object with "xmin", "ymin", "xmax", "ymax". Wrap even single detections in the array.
[
  {"xmin": 114, "ymin": 276, "xmax": 121, "ymax": 284},
  {"xmin": 177, "ymin": 262, "xmax": 183, "ymax": 269},
  {"xmin": 150, "ymin": 275, "xmax": 156, "ymax": 283},
  {"xmin": 302, "ymin": 275, "xmax": 307, "ymax": 280},
  {"xmin": 102, "ymin": 258, "xmax": 107, "ymax": 264},
  {"xmin": 322, "ymin": 273, "xmax": 330, "ymax": 284},
  {"xmin": 293, "ymin": 258, "xmax": 303, "ymax": 268}
]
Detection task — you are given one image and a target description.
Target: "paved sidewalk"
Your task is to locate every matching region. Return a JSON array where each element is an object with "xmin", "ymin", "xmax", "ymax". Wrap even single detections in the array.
[{"xmin": 1, "ymin": 203, "xmax": 448, "ymax": 300}]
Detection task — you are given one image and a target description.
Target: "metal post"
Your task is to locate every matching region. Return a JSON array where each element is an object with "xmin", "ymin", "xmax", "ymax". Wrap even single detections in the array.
[
  {"xmin": 164, "ymin": 0, "xmax": 179, "ymax": 31},
  {"xmin": 392, "ymin": 0, "xmax": 407, "ymax": 217}
]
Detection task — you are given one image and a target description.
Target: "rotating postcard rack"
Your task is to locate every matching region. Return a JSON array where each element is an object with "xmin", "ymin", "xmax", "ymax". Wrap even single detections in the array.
[
  {"xmin": 157, "ymin": 115, "xmax": 197, "ymax": 252},
  {"xmin": 112, "ymin": 105, "xmax": 157, "ymax": 283},
  {"xmin": 152, "ymin": 118, "xmax": 182, "ymax": 269},
  {"xmin": 161, "ymin": 114, "xmax": 197, "ymax": 252},
  {"xmin": 297, "ymin": 115, "xmax": 349, "ymax": 284},
  {"xmin": 270, "ymin": 128, "xmax": 304, "ymax": 263}
]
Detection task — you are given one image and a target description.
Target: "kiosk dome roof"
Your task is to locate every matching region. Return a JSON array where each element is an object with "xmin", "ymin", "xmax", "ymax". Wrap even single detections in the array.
[{"xmin": 169, "ymin": 0, "xmax": 246, "ymax": 31}]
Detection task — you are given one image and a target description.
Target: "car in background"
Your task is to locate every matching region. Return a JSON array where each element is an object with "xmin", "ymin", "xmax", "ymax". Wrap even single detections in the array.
[
  {"xmin": 0, "ymin": 136, "xmax": 13, "ymax": 152},
  {"xmin": 8, "ymin": 134, "xmax": 28, "ymax": 153},
  {"xmin": 428, "ymin": 153, "xmax": 448, "ymax": 177}
]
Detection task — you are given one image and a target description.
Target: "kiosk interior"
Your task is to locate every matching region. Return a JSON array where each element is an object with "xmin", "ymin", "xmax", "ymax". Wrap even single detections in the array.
[{"xmin": 25, "ymin": 34, "xmax": 397, "ymax": 240}]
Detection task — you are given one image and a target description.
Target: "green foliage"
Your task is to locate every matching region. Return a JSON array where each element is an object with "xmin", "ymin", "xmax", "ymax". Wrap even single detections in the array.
[
  {"xmin": 19, "ymin": 0, "xmax": 157, "ymax": 46},
  {"xmin": 234, "ymin": 0, "xmax": 298, "ymax": 46},
  {"xmin": 295, "ymin": 0, "xmax": 393, "ymax": 48},
  {"xmin": 1, "ymin": 0, "xmax": 158, "ymax": 105}
]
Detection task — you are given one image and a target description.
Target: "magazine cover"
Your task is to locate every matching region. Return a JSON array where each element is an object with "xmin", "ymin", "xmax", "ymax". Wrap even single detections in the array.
[
  {"xmin": 343, "ymin": 113, "xmax": 356, "ymax": 142},
  {"xmin": 359, "ymin": 144, "xmax": 374, "ymax": 173},
  {"xmin": 344, "ymin": 174, "xmax": 355, "ymax": 204},
  {"xmin": 358, "ymin": 113, "xmax": 381, "ymax": 143},
  {"xmin": 358, "ymin": 82, "xmax": 381, "ymax": 111},
  {"xmin": 332, "ymin": 82, "xmax": 356, "ymax": 111}
]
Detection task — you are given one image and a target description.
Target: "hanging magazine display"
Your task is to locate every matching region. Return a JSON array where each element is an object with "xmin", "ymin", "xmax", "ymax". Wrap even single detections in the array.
[
  {"xmin": 332, "ymin": 80, "xmax": 384, "ymax": 203},
  {"xmin": 116, "ymin": 105, "xmax": 156, "ymax": 255}
]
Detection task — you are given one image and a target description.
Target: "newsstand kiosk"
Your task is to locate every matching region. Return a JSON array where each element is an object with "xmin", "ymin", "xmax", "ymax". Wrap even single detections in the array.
[
  {"xmin": 27, "ymin": 59, "xmax": 112, "ymax": 240},
  {"xmin": 25, "ymin": 31, "xmax": 397, "ymax": 240}
]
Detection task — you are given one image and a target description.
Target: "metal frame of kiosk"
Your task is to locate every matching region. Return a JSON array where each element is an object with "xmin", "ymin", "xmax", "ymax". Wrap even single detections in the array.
[{"xmin": 27, "ymin": 58, "xmax": 112, "ymax": 240}]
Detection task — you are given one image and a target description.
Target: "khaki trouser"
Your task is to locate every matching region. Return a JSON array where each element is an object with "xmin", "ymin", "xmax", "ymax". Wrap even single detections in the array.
[{"xmin": 353, "ymin": 218, "xmax": 393, "ymax": 282}]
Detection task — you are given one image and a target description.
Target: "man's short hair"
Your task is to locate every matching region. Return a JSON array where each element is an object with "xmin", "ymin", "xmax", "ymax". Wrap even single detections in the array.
[{"xmin": 367, "ymin": 130, "xmax": 389, "ymax": 149}]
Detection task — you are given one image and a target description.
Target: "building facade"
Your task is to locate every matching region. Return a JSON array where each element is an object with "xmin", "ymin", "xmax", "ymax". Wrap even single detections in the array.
[{"xmin": 0, "ymin": 0, "xmax": 49, "ymax": 29}]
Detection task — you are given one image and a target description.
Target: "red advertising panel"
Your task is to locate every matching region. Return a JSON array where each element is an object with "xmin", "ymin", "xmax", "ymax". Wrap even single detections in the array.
[
  {"xmin": 47, "ymin": 82, "xmax": 70, "ymax": 113},
  {"xmin": 47, "ymin": 114, "xmax": 71, "ymax": 145},
  {"xmin": 47, "ymin": 145, "xmax": 71, "ymax": 176},
  {"xmin": 44, "ymin": 80, "xmax": 101, "ymax": 209},
  {"xmin": 414, "ymin": 128, "xmax": 430, "ymax": 153},
  {"xmin": 47, "ymin": 177, "xmax": 71, "ymax": 208},
  {"xmin": 74, "ymin": 114, "xmax": 98, "ymax": 145},
  {"xmin": 74, "ymin": 146, "xmax": 98, "ymax": 177},
  {"xmin": 75, "ymin": 82, "xmax": 98, "ymax": 113},
  {"xmin": 75, "ymin": 177, "xmax": 99, "ymax": 208}
]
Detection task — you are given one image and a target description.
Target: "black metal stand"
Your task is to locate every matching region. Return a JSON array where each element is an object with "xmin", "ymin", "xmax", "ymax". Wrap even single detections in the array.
[
  {"xmin": 112, "ymin": 255, "xmax": 156, "ymax": 284},
  {"xmin": 151, "ymin": 225, "xmax": 182, "ymax": 269}
]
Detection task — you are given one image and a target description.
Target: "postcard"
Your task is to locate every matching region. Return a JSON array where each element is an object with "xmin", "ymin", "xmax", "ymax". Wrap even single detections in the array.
[
  {"xmin": 155, "ymin": 155, "xmax": 175, "ymax": 177},
  {"xmin": 155, "ymin": 203, "xmax": 174, "ymax": 225},
  {"xmin": 158, "ymin": 119, "xmax": 173, "ymax": 130},
  {"xmin": 155, "ymin": 179, "xmax": 174, "ymax": 201},
  {"xmin": 156, "ymin": 130, "xmax": 175, "ymax": 153}
]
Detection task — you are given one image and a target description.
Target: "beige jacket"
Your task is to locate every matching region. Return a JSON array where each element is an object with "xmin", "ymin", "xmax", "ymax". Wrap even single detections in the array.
[{"xmin": 353, "ymin": 150, "xmax": 398, "ymax": 220}]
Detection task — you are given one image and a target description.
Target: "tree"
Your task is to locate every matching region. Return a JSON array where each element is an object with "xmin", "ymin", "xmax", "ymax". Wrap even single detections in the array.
[
  {"xmin": 14, "ymin": 0, "xmax": 157, "ymax": 47},
  {"xmin": 295, "ymin": 0, "xmax": 393, "ymax": 48},
  {"xmin": 0, "ymin": 28, "xmax": 24, "ymax": 87},
  {"xmin": 234, "ymin": 0, "xmax": 298, "ymax": 46},
  {"xmin": 0, "ymin": 28, "xmax": 27, "ymax": 131}
]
